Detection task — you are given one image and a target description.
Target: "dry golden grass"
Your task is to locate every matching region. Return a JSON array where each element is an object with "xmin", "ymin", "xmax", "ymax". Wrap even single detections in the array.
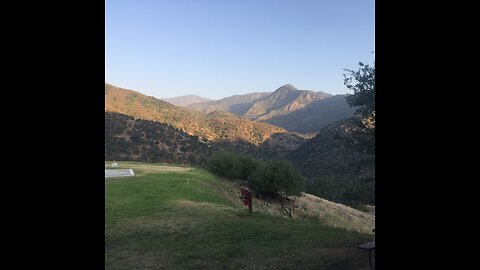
[{"xmin": 212, "ymin": 179, "xmax": 375, "ymax": 235}]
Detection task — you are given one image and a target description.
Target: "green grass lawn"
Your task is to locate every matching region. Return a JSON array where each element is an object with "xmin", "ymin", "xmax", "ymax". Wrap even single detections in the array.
[{"xmin": 105, "ymin": 162, "xmax": 374, "ymax": 269}]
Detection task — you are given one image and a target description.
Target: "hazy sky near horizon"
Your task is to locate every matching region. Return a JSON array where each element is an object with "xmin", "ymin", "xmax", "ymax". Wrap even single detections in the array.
[{"xmin": 106, "ymin": 0, "xmax": 374, "ymax": 100}]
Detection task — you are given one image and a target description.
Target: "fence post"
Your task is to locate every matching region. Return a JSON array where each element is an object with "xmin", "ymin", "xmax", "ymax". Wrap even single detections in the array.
[{"xmin": 248, "ymin": 190, "xmax": 252, "ymax": 214}]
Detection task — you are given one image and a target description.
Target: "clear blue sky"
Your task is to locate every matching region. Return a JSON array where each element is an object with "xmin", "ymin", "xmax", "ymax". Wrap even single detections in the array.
[{"xmin": 106, "ymin": 0, "xmax": 375, "ymax": 100}]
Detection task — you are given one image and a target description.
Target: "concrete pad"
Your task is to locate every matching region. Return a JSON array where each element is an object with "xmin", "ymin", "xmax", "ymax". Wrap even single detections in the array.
[{"xmin": 105, "ymin": 169, "xmax": 135, "ymax": 178}]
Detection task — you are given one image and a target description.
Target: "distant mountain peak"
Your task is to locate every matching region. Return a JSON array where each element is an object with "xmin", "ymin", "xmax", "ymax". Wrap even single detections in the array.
[
  {"xmin": 277, "ymin": 84, "xmax": 298, "ymax": 91},
  {"xmin": 161, "ymin": 95, "xmax": 212, "ymax": 107}
]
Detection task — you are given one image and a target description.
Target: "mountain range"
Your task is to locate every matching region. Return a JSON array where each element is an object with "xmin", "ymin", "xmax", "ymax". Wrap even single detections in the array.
[
  {"xmin": 105, "ymin": 83, "xmax": 310, "ymax": 157},
  {"xmin": 184, "ymin": 84, "xmax": 354, "ymax": 133},
  {"xmin": 105, "ymin": 82, "xmax": 373, "ymax": 182},
  {"xmin": 161, "ymin": 95, "xmax": 211, "ymax": 107},
  {"xmin": 266, "ymin": 94, "xmax": 357, "ymax": 133},
  {"xmin": 188, "ymin": 92, "xmax": 270, "ymax": 116}
]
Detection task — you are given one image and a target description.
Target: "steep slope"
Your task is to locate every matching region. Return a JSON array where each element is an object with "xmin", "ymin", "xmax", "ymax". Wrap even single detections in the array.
[
  {"xmin": 105, "ymin": 83, "xmax": 285, "ymax": 144},
  {"xmin": 264, "ymin": 95, "xmax": 356, "ymax": 133},
  {"xmin": 161, "ymin": 95, "xmax": 211, "ymax": 107},
  {"xmin": 105, "ymin": 83, "xmax": 211, "ymax": 139},
  {"xmin": 261, "ymin": 132, "xmax": 315, "ymax": 157},
  {"xmin": 105, "ymin": 111, "xmax": 309, "ymax": 163},
  {"xmin": 286, "ymin": 118, "xmax": 375, "ymax": 181},
  {"xmin": 243, "ymin": 84, "xmax": 331, "ymax": 121},
  {"xmin": 105, "ymin": 112, "xmax": 215, "ymax": 165},
  {"xmin": 187, "ymin": 92, "xmax": 270, "ymax": 115}
]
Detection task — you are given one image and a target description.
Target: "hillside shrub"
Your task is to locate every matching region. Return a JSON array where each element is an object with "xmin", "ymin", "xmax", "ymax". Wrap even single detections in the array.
[
  {"xmin": 238, "ymin": 154, "xmax": 259, "ymax": 179},
  {"xmin": 207, "ymin": 151, "xmax": 261, "ymax": 180},
  {"xmin": 250, "ymin": 160, "xmax": 305, "ymax": 199},
  {"xmin": 207, "ymin": 151, "xmax": 242, "ymax": 179},
  {"xmin": 207, "ymin": 153, "xmax": 305, "ymax": 199}
]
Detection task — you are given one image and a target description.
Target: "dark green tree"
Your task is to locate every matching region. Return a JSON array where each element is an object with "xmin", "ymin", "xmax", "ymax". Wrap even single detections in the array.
[
  {"xmin": 250, "ymin": 160, "xmax": 305, "ymax": 199},
  {"xmin": 344, "ymin": 61, "xmax": 375, "ymax": 154},
  {"xmin": 238, "ymin": 154, "xmax": 259, "ymax": 180},
  {"xmin": 207, "ymin": 151, "xmax": 261, "ymax": 180},
  {"xmin": 344, "ymin": 61, "xmax": 375, "ymax": 129},
  {"xmin": 207, "ymin": 151, "xmax": 242, "ymax": 179}
]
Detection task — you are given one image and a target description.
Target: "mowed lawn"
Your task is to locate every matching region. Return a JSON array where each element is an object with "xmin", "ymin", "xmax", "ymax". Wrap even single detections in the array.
[{"xmin": 105, "ymin": 162, "xmax": 374, "ymax": 269}]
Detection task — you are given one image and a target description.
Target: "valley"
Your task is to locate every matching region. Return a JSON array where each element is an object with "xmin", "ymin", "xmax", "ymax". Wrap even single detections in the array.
[
  {"xmin": 105, "ymin": 82, "xmax": 375, "ymax": 204},
  {"xmin": 105, "ymin": 2, "xmax": 375, "ymax": 268}
]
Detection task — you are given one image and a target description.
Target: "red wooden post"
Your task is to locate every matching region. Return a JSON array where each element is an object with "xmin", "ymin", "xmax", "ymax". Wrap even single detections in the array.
[
  {"xmin": 241, "ymin": 187, "xmax": 253, "ymax": 214},
  {"xmin": 248, "ymin": 190, "xmax": 252, "ymax": 214}
]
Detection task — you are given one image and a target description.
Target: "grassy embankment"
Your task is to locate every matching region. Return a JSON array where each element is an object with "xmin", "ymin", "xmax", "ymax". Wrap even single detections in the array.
[{"xmin": 105, "ymin": 161, "xmax": 374, "ymax": 269}]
